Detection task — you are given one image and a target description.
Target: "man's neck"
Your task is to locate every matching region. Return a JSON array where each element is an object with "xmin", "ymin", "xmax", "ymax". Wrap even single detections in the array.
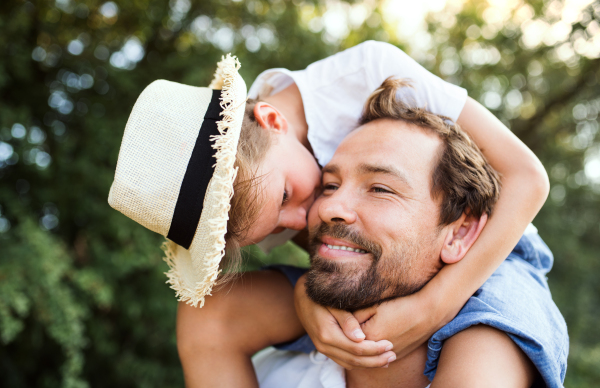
[
  {"xmin": 346, "ymin": 344, "xmax": 431, "ymax": 388},
  {"xmin": 263, "ymin": 83, "xmax": 312, "ymax": 152}
]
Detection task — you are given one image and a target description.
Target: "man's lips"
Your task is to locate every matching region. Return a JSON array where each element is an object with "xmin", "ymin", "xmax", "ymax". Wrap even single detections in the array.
[{"xmin": 318, "ymin": 236, "xmax": 370, "ymax": 258}]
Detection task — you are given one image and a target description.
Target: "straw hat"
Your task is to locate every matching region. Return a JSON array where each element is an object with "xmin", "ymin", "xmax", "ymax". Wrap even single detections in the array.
[{"xmin": 108, "ymin": 54, "xmax": 246, "ymax": 307}]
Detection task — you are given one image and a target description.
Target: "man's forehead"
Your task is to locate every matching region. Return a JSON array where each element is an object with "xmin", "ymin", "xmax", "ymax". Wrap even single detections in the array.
[{"xmin": 329, "ymin": 119, "xmax": 441, "ymax": 179}]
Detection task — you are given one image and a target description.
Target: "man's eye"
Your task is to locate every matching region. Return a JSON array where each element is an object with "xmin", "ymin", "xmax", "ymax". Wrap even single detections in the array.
[
  {"xmin": 372, "ymin": 186, "xmax": 391, "ymax": 194},
  {"xmin": 282, "ymin": 190, "xmax": 289, "ymax": 205},
  {"xmin": 323, "ymin": 184, "xmax": 338, "ymax": 191}
]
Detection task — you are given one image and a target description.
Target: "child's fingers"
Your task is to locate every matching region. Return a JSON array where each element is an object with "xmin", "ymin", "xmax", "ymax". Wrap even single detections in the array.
[
  {"xmin": 340, "ymin": 339, "xmax": 393, "ymax": 357},
  {"xmin": 315, "ymin": 330, "xmax": 392, "ymax": 358},
  {"xmin": 353, "ymin": 305, "xmax": 377, "ymax": 325},
  {"xmin": 328, "ymin": 308, "xmax": 366, "ymax": 342},
  {"xmin": 325, "ymin": 347, "xmax": 397, "ymax": 370}
]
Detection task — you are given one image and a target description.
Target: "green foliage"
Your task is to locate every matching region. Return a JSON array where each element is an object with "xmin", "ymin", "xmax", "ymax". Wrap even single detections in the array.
[
  {"xmin": 0, "ymin": 0, "xmax": 599, "ymax": 386},
  {"xmin": 241, "ymin": 242, "xmax": 310, "ymax": 272}
]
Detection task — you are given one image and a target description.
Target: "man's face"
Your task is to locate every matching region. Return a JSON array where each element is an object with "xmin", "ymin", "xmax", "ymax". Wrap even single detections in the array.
[{"xmin": 305, "ymin": 119, "xmax": 447, "ymax": 311}]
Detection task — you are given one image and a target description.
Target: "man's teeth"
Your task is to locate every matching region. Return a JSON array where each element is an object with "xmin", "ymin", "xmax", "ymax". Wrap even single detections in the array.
[{"xmin": 326, "ymin": 244, "xmax": 367, "ymax": 254}]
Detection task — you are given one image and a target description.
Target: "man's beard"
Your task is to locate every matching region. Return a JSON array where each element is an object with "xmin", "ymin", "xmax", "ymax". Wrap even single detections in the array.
[{"xmin": 305, "ymin": 223, "xmax": 435, "ymax": 312}]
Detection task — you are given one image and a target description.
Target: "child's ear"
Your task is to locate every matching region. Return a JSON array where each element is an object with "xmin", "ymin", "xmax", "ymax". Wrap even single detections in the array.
[
  {"xmin": 253, "ymin": 102, "xmax": 288, "ymax": 134},
  {"xmin": 440, "ymin": 212, "xmax": 488, "ymax": 264}
]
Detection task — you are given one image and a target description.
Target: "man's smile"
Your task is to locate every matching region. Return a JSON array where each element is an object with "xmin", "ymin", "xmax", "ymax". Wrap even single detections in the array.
[
  {"xmin": 324, "ymin": 244, "xmax": 367, "ymax": 254},
  {"xmin": 318, "ymin": 236, "xmax": 370, "ymax": 259}
]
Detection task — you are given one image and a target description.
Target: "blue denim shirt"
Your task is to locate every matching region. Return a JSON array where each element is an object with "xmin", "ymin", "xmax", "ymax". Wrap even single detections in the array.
[
  {"xmin": 268, "ymin": 232, "xmax": 569, "ymax": 387},
  {"xmin": 425, "ymin": 232, "xmax": 568, "ymax": 387}
]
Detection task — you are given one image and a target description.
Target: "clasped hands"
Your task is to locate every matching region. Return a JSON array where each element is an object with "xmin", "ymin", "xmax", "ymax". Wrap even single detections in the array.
[{"xmin": 294, "ymin": 274, "xmax": 442, "ymax": 369}]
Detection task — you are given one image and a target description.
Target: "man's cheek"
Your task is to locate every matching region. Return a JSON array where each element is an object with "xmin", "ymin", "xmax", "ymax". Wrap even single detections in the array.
[{"xmin": 307, "ymin": 198, "xmax": 323, "ymax": 227}]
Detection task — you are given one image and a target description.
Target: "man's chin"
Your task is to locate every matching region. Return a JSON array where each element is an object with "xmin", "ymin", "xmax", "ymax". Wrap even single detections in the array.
[
  {"xmin": 305, "ymin": 254, "xmax": 428, "ymax": 312},
  {"xmin": 304, "ymin": 263, "xmax": 386, "ymax": 312},
  {"xmin": 309, "ymin": 254, "xmax": 371, "ymax": 274},
  {"xmin": 305, "ymin": 278, "xmax": 370, "ymax": 312}
]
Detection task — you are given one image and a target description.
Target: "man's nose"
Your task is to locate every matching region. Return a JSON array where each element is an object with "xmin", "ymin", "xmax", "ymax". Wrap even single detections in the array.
[
  {"xmin": 280, "ymin": 206, "xmax": 308, "ymax": 231},
  {"xmin": 318, "ymin": 190, "xmax": 357, "ymax": 224}
]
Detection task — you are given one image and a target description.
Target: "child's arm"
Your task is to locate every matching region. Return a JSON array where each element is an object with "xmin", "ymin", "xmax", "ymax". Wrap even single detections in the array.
[
  {"xmin": 432, "ymin": 95, "xmax": 550, "ymax": 321},
  {"xmin": 294, "ymin": 97, "xmax": 549, "ymax": 364}
]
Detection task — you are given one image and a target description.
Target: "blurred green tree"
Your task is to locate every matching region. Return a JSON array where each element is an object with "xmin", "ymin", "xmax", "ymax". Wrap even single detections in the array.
[{"xmin": 0, "ymin": 0, "xmax": 598, "ymax": 387}]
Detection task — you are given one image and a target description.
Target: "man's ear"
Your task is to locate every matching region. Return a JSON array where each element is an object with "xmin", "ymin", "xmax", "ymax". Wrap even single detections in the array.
[
  {"xmin": 440, "ymin": 212, "xmax": 488, "ymax": 264},
  {"xmin": 253, "ymin": 102, "xmax": 288, "ymax": 134}
]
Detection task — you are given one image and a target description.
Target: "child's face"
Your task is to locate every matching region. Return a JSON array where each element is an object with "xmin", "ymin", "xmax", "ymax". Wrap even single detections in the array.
[{"xmin": 239, "ymin": 131, "xmax": 322, "ymax": 246}]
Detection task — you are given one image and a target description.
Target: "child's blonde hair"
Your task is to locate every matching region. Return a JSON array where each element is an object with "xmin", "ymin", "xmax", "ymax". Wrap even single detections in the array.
[{"xmin": 221, "ymin": 98, "xmax": 271, "ymax": 278}]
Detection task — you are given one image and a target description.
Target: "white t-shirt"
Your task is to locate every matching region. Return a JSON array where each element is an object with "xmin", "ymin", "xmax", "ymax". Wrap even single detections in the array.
[
  {"xmin": 250, "ymin": 40, "xmax": 468, "ymax": 251},
  {"xmin": 248, "ymin": 40, "xmax": 468, "ymax": 167},
  {"xmin": 253, "ymin": 347, "xmax": 431, "ymax": 388}
]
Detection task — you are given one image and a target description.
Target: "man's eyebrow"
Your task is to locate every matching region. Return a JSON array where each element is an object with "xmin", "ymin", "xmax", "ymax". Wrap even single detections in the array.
[
  {"xmin": 357, "ymin": 163, "xmax": 413, "ymax": 188},
  {"xmin": 322, "ymin": 164, "xmax": 340, "ymax": 176}
]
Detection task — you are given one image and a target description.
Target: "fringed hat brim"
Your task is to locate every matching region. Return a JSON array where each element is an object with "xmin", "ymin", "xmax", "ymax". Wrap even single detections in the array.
[{"xmin": 162, "ymin": 54, "xmax": 246, "ymax": 308}]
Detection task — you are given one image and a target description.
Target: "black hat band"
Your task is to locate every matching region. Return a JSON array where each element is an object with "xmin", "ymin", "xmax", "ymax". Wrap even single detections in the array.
[{"xmin": 167, "ymin": 89, "xmax": 224, "ymax": 249}]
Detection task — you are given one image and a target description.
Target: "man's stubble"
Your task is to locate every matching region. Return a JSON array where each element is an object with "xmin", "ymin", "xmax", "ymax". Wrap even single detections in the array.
[{"xmin": 305, "ymin": 223, "xmax": 440, "ymax": 312}]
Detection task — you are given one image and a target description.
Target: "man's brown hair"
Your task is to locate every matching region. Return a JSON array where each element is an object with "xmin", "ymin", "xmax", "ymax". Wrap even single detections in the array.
[{"xmin": 360, "ymin": 78, "xmax": 501, "ymax": 225}]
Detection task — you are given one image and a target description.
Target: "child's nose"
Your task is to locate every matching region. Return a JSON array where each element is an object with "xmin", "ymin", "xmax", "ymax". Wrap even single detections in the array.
[{"xmin": 280, "ymin": 206, "xmax": 308, "ymax": 231}]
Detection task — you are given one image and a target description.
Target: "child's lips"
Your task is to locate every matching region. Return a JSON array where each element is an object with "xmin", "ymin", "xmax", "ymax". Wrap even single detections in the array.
[{"xmin": 272, "ymin": 227, "xmax": 286, "ymax": 234}]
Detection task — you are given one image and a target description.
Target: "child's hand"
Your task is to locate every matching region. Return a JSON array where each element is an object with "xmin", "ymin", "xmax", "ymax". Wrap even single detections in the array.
[
  {"xmin": 294, "ymin": 274, "xmax": 396, "ymax": 369},
  {"xmin": 354, "ymin": 290, "xmax": 441, "ymax": 360}
]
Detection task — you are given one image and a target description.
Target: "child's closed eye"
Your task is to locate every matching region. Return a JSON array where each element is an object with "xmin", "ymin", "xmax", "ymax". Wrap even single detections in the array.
[{"xmin": 282, "ymin": 190, "xmax": 289, "ymax": 205}]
